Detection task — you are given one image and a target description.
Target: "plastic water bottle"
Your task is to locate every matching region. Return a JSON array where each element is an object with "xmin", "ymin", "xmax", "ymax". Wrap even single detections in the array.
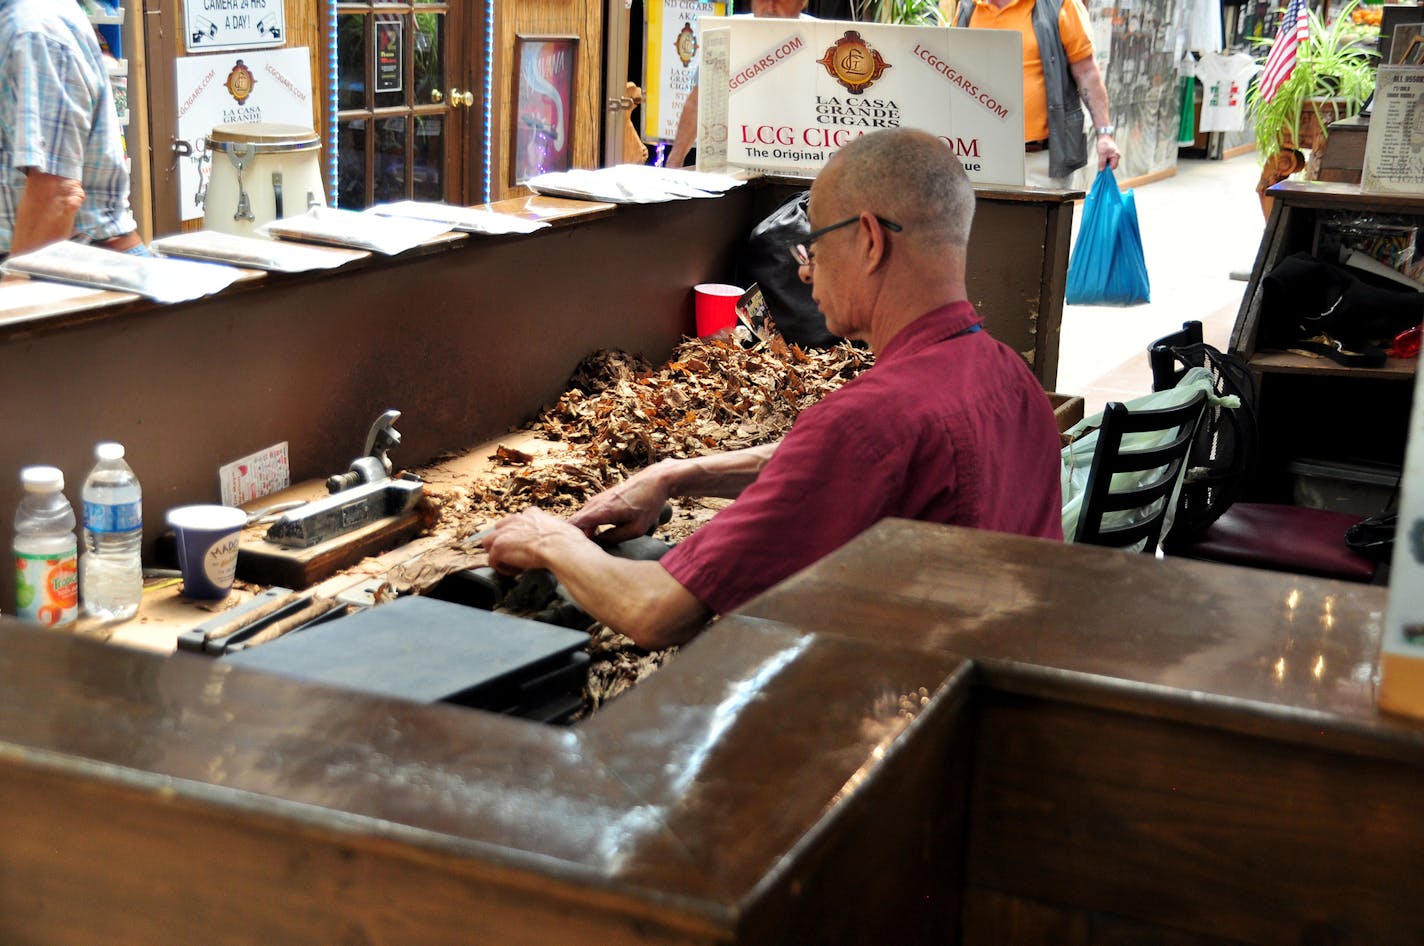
[
  {"xmin": 13, "ymin": 466, "xmax": 78, "ymax": 627},
  {"xmin": 80, "ymin": 442, "xmax": 143, "ymax": 621}
]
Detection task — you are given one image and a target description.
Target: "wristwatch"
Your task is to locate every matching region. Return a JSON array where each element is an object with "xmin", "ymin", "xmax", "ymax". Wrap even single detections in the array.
[{"xmin": 1095, "ymin": 124, "xmax": 1116, "ymax": 137}]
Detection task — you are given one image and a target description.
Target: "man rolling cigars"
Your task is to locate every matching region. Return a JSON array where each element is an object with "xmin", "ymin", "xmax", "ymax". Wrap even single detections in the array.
[{"xmin": 483, "ymin": 129, "xmax": 1064, "ymax": 649}]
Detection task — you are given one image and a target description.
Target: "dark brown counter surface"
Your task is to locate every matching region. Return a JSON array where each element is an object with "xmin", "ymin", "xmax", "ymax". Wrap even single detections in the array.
[
  {"xmin": 744, "ymin": 520, "xmax": 1416, "ymax": 758},
  {"xmin": 4, "ymin": 520, "xmax": 1422, "ymax": 944}
]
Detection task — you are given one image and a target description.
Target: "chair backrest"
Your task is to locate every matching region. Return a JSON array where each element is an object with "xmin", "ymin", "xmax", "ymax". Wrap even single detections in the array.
[
  {"xmin": 1072, "ymin": 390, "xmax": 1208, "ymax": 553},
  {"xmin": 1148, "ymin": 321, "xmax": 1260, "ymax": 545}
]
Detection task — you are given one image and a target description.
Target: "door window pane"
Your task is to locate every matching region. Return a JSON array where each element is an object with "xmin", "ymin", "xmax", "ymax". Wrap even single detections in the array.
[
  {"xmin": 337, "ymin": 14, "xmax": 366, "ymax": 110},
  {"xmin": 414, "ymin": 115, "xmax": 443, "ymax": 200},
  {"xmin": 338, "ymin": 119, "xmax": 368, "ymax": 209},
  {"xmin": 374, "ymin": 117, "xmax": 408, "ymax": 204},
  {"xmin": 414, "ymin": 12, "xmax": 444, "ymax": 106}
]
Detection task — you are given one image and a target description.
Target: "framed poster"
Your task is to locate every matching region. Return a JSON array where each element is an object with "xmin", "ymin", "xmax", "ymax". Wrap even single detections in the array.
[
  {"xmin": 375, "ymin": 19, "xmax": 403, "ymax": 93},
  {"xmin": 512, "ymin": 35, "xmax": 577, "ymax": 185}
]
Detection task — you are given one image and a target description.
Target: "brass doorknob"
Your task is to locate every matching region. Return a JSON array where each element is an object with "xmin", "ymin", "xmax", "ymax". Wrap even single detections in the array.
[
  {"xmin": 430, "ymin": 88, "xmax": 443, "ymax": 104},
  {"xmin": 448, "ymin": 88, "xmax": 474, "ymax": 108}
]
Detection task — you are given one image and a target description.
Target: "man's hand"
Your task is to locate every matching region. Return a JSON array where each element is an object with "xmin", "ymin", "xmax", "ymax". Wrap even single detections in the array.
[
  {"xmin": 568, "ymin": 467, "xmax": 672, "ymax": 545},
  {"xmin": 1097, "ymin": 133, "xmax": 1121, "ymax": 172},
  {"xmin": 483, "ymin": 507, "xmax": 586, "ymax": 575}
]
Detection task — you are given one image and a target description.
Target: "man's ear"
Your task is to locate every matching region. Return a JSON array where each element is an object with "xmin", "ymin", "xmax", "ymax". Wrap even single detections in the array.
[{"xmin": 861, "ymin": 213, "xmax": 889, "ymax": 273}]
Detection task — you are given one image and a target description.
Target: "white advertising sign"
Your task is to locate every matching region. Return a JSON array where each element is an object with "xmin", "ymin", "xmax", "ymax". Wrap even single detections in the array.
[
  {"xmin": 185, "ymin": 0, "xmax": 286, "ymax": 53},
  {"xmin": 702, "ymin": 19, "xmax": 1024, "ymax": 186},
  {"xmin": 643, "ymin": 0, "xmax": 729, "ymax": 142},
  {"xmin": 175, "ymin": 49, "xmax": 316, "ymax": 221}
]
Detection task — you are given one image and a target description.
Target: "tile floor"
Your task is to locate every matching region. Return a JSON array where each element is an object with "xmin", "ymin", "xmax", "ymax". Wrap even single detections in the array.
[{"xmin": 1053, "ymin": 152, "xmax": 1267, "ymax": 416}]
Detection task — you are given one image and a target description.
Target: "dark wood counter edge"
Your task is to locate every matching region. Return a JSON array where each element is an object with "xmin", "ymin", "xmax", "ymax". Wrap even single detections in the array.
[
  {"xmin": 0, "ymin": 606, "xmax": 973, "ymax": 940},
  {"xmin": 736, "ymin": 520, "xmax": 1424, "ymax": 768},
  {"xmin": 0, "ymin": 201, "xmax": 614, "ymax": 343}
]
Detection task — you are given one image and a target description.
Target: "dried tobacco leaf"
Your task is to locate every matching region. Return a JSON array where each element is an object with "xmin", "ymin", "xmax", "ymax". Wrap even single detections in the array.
[{"xmin": 413, "ymin": 331, "xmax": 873, "ymax": 718}]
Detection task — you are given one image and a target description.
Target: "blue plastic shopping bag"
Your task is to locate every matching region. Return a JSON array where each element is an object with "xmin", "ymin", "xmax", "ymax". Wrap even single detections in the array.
[{"xmin": 1066, "ymin": 168, "xmax": 1150, "ymax": 306}]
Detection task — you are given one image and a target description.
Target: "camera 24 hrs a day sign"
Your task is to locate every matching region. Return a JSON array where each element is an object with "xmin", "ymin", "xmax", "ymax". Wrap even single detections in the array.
[{"xmin": 185, "ymin": 0, "xmax": 286, "ymax": 53}]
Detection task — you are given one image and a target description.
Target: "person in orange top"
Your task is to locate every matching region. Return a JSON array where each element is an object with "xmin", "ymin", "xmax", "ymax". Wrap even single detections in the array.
[{"xmin": 949, "ymin": 0, "xmax": 1120, "ymax": 187}]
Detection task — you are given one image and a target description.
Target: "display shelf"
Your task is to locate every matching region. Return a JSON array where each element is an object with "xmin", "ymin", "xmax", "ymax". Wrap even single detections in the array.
[
  {"xmin": 1248, "ymin": 350, "xmax": 1418, "ymax": 380},
  {"xmin": 1231, "ymin": 180, "xmax": 1421, "ymax": 506}
]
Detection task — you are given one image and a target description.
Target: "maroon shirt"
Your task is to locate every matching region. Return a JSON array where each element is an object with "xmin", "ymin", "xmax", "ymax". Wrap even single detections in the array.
[{"xmin": 660, "ymin": 301, "xmax": 1064, "ymax": 615}]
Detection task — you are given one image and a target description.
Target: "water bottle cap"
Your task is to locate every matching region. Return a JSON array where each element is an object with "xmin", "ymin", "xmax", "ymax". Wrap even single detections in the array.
[
  {"xmin": 96, "ymin": 442, "xmax": 125, "ymax": 461},
  {"xmin": 20, "ymin": 465, "xmax": 64, "ymax": 492}
]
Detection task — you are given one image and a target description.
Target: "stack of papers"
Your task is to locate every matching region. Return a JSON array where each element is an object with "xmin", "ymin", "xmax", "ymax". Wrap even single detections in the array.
[
  {"xmin": 151, "ymin": 231, "xmax": 368, "ymax": 272},
  {"xmin": 259, "ymin": 206, "xmax": 455, "ymax": 255},
  {"xmin": 526, "ymin": 164, "xmax": 744, "ymax": 204},
  {"xmin": 366, "ymin": 201, "xmax": 549, "ymax": 235},
  {"xmin": 0, "ymin": 241, "xmax": 243, "ymax": 303}
]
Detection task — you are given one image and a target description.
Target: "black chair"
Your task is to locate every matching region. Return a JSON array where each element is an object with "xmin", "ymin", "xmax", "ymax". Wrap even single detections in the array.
[
  {"xmin": 1148, "ymin": 321, "xmax": 1378, "ymax": 582},
  {"xmin": 1072, "ymin": 390, "xmax": 1208, "ymax": 553}
]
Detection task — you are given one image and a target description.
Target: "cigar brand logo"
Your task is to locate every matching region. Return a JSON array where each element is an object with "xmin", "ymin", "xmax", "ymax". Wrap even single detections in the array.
[
  {"xmin": 816, "ymin": 31, "xmax": 890, "ymax": 96},
  {"xmin": 224, "ymin": 60, "xmax": 256, "ymax": 105},
  {"xmin": 675, "ymin": 22, "xmax": 699, "ymax": 68}
]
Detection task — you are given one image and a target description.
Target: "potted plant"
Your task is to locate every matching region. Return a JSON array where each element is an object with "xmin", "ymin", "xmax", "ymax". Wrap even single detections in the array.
[
  {"xmin": 1246, "ymin": 0, "xmax": 1377, "ymax": 163},
  {"xmin": 852, "ymin": 0, "xmax": 943, "ymax": 25}
]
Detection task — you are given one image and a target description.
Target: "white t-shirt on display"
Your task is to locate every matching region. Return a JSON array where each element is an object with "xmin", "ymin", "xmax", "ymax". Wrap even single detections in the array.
[{"xmin": 1196, "ymin": 52, "xmax": 1257, "ymax": 132}]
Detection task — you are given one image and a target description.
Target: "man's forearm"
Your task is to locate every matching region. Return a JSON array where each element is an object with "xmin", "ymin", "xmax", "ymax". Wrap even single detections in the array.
[
  {"xmin": 12, "ymin": 170, "xmax": 84, "ymax": 255},
  {"xmin": 667, "ymin": 86, "xmax": 700, "ymax": 168},
  {"xmin": 1069, "ymin": 55, "xmax": 1112, "ymax": 128},
  {"xmin": 657, "ymin": 441, "xmax": 778, "ymax": 499},
  {"xmin": 533, "ymin": 531, "xmax": 709, "ymax": 649}
]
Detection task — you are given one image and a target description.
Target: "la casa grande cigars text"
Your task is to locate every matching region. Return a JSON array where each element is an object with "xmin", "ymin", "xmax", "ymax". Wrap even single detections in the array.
[{"xmin": 739, "ymin": 118, "xmax": 982, "ymax": 169}]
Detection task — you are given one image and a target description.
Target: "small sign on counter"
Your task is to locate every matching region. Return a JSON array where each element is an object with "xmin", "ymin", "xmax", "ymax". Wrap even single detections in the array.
[{"xmin": 1361, "ymin": 66, "xmax": 1424, "ymax": 195}]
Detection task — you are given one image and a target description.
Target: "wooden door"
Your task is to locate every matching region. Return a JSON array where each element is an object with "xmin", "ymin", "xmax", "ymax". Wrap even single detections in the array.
[{"xmin": 333, "ymin": 1, "xmax": 487, "ymax": 209}]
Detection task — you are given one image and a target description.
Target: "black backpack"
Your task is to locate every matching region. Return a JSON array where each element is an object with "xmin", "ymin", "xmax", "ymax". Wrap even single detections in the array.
[
  {"xmin": 735, "ymin": 191, "xmax": 842, "ymax": 349},
  {"xmin": 1149, "ymin": 329, "xmax": 1260, "ymax": 544}
]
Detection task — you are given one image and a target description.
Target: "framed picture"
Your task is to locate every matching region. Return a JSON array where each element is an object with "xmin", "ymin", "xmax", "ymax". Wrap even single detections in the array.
[{"xmin": 512, "ymin": 35, "xmax": 577, "ymax": 185}]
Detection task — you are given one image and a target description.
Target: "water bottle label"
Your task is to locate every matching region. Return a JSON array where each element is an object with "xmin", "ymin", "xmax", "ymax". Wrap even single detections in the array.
[
  {"xmin": 84, "ymin": 500, "xmax": 142, "ymax": 533},
  {"xmin": 15, "ymin": 550, "xmax": 78, "ymax": 626}
]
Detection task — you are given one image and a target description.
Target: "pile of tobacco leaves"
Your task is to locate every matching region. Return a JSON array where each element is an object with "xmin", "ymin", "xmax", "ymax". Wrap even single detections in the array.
[{"xmin": 418, "ymin": 331, "xmax": 873, "ymax": 715}]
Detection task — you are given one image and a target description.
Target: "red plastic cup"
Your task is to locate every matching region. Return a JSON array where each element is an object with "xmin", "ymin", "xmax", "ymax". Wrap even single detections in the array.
[{"xmin": 694, "ymin": 283, "xmax": 744, "ymax": 337}]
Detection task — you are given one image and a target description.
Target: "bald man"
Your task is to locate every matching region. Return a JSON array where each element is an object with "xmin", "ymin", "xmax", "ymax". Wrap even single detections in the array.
[
  {"xmin": 485, "ymin": 129, "xmax": 1064, "ymax": 648},
  {"xmin": 666, "ymin": 0, "xmax": 813, "ymax": 169}
]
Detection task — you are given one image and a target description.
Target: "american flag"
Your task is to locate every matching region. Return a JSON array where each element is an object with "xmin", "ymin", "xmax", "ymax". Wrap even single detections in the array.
[{"xmin": 1258, "ymin": 0, "xmax": 1311, "ymax": 103}]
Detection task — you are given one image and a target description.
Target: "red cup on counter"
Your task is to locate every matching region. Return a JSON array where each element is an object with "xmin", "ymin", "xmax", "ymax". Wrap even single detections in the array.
[{"xmin": 694, "ymin": 283, "xmax": 744, "ymax": 337}]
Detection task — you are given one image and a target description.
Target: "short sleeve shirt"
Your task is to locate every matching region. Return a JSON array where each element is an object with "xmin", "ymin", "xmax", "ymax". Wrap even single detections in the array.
[
  {"xmin": 0, "ymin": 0, "xmax": 135, "ymax": 252},
  {"xmin": 965, "ymin": 0, "xmax": 1096, "ymax": 143},
  {"xmin": 660, "ymin": 302, "xmax": 1065, "ymax": 615}
]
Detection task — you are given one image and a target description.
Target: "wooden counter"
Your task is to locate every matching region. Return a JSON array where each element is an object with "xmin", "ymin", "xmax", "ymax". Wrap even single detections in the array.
[
  {"xmin": 3, "ymin": 522, "xmax": 1421, "ymax": 944},
  {"xmin": 0, "ymin": 181, "xmax": 1078, "ymax": 614}
]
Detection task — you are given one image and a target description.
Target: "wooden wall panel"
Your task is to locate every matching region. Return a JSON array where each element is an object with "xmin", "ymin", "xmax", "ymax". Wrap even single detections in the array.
[
  {"xmin": 494, "ymin": 0, "xmax": 605, "ymax": 200},
  {"xmin": 966, "ymin": 691, "xmax": 1424, "ymax": 946}
]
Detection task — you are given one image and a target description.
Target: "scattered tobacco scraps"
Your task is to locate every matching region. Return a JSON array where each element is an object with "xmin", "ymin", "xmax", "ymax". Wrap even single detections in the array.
[{"xmin": 415, "ymin": 331, "xmax": 873, "ymax": 715}]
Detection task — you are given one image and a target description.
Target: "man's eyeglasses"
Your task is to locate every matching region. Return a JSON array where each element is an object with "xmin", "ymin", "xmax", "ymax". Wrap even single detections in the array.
[{"xmin": 789, "ymin": 215, "xmax": 902, "ymax": 267}]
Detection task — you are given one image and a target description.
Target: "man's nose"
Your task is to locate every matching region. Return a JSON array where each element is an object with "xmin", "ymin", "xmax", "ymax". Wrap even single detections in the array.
[{"xmin": 797, "ymin": 261, "xmax": 813, "ymax": 285}]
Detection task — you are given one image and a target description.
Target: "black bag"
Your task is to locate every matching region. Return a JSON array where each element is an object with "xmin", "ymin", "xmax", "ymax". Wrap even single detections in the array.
[
  {"xmin": 1259, "ymin": 252, "xmax": 1424, "ymax": 367},
  {"xmin": 735, "ymin": 191, "xmax": 841, "ymax": 349},
  {"xmin": 1154, "ymin": 341, "xmax": 1260, "ymax": 543}
]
